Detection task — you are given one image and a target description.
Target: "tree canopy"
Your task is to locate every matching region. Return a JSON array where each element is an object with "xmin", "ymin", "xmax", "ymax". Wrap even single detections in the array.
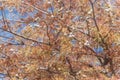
[{"xmin": 0, "ymin": 0, "xmax": 120, "ymax": 80}]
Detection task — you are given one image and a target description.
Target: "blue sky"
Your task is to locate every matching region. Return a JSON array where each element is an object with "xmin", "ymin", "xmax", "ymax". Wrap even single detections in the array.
[{"xmin": 0, "ymin": 7, "xmax": 39, "ymax": 44}]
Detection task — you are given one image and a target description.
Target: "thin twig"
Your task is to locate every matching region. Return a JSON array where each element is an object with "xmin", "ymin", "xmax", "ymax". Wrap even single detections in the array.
[{"xmin": 23, "ymin": 1, "xmax": 49, "ymax": 15}]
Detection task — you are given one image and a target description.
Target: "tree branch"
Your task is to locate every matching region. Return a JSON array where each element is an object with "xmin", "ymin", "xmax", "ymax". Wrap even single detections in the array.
[
  {"xmin": 0, "ymin": 28, "xmax": 49, "ymax": 45},
  {"xmin": 89, "ymin": 0, "xmax": 99, "ymax": 31}
]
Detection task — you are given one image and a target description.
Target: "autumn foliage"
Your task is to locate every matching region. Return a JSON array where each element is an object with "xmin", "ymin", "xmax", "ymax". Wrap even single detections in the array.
[{"xmin": 0, "ymin": 0, "xmax": 120, "ymax": 80}]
